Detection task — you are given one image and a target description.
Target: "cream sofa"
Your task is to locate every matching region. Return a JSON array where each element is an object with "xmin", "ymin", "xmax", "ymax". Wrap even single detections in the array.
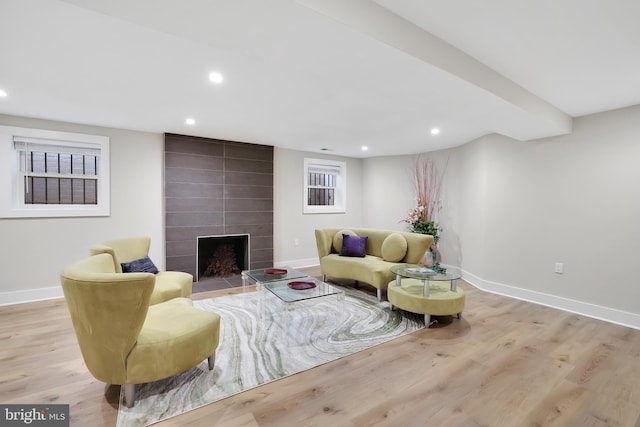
[{"xmin": 315, "ymin": 228, "xmax": 434, "ymax": 301}]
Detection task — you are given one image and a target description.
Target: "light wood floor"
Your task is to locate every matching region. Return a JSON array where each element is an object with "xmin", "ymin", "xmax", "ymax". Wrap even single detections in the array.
[{"xmin": 2, "ymin": 267, "xmax": 640, "ymax": 427}]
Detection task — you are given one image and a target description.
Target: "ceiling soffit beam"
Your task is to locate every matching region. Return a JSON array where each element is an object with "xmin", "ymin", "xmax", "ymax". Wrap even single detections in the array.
[{"xmin": 298, "ymin": 0, "xmax": 573, "ymax": 138}]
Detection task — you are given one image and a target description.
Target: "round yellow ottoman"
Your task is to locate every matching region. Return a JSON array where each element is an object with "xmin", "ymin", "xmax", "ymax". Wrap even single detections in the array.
[{"xmin": 388, "ymin": 278, "xmax": 465, "ymax": 327}]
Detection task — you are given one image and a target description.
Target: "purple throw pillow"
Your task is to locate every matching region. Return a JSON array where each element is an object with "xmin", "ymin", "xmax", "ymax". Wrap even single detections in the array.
[
  {"xmin": 121, "ymin": 256, "xmax": 159, "ymax": 274},
  {"xmin": 339, "ymin": 234, "xmax": 368, "ymax": 257}
]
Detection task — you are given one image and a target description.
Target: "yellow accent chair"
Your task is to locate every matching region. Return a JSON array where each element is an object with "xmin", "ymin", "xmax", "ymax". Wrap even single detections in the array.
[
  {"xmin": 60, "ymin": 253, "xmax": 220, "ymax": 407},
  {"xmin": 90, "ymin": 236, "xmax": 192, "ymax": 305}
]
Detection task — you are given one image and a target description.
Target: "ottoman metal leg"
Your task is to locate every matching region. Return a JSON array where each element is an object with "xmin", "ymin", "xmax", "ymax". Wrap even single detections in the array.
[
  {"xmin": 124, "ymin": 384, "xmax": 136, "ymax": 408},
  {"xmin": 424, "ymin": 314, "xmax": 438, "ymax": 328}
]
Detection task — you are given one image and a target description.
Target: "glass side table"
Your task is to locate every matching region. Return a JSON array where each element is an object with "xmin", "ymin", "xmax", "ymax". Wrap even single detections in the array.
[
  {"xmin": 389, "ymin": 264, "xmax": 461, "ymax": 297},
  {"xmin": 388, "ymin": 264, "xmax": 464, "ymax": 327}
]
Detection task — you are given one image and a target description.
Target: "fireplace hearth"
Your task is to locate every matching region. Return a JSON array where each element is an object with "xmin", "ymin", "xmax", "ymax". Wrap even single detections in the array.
[{"xmin": 197, "ymin": 234, "xmax": 249, "ymax": 281}]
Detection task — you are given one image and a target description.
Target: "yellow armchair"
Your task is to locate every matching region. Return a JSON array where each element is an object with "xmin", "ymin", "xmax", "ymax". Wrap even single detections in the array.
[
  {"xmin": 90, "ymin": 236, "xmax": 192, "ymax": 305},
  {"xmin": 60, "ymin": 253, "xmax": 220, "ymax": 407}
]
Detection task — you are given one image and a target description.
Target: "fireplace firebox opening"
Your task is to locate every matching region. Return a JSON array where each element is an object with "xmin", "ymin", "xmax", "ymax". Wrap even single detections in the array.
[{"xmin": 196, "ymin": 234, "xmax": 249, "ymax": 281}]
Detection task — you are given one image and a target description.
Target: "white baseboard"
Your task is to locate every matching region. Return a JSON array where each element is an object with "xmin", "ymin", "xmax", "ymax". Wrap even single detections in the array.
[
  {"xmin": 0, "ymin": 286, "xmax": 63, "ymax": 306},
  {"xmin": 274, "ymin": 257, "xmax": 320, "ymax": 269},
  {"xmin": 461, "ymin": 269, "xmax": 640, "ymax": 331}
]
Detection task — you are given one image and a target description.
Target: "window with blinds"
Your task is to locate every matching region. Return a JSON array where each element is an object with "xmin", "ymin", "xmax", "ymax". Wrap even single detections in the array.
[
  {"xmin": 307, "ymin": 168, "xmax": 336, "ymax": 206},
  {"xmin": 15, "ymin": 138, "xmax": 100, "ymax": 205},
  {"xmin": 303, "ymin": 158, "xmax": 346, "ymax": 213},
  {"xmin": 0, "ymin": 125, "xmax": 110, "ymax": 218}
]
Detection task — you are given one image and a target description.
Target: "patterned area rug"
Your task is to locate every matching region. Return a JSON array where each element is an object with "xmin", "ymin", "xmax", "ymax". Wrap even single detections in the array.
[{"xmin": 116, "ymin": 285, "xmax": 422, "ymax": 427}]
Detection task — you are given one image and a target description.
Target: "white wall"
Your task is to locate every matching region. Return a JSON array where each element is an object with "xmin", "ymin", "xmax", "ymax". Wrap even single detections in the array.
[
  {"xmin": 273, "ymin": 148, "xmax": 363, "ymax": 267},
  {"xmin": 461, "ymin": 106, "xmax": 640, "ymax": 322},
  {"xmin": 361, "ymin": 150, "xmax": 463, "ymax": 259},
  {"xmin": 361, "ymin": 155, "xmax": 413, "ymax": 230},
  {"xmin": 447, "ymin": 136, "xmax": 491, "ymax": 275},
  {"xmin": 0, "ymin": 114, "xmax": 164, "ymax": 305}
]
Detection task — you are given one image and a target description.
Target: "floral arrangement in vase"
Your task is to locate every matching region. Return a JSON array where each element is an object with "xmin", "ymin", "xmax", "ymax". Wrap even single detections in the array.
[
  {"xmin": 402, "ymin": 155, "xmax": 447, "ymax": 267},
  {"xmin": 403, "ymin": 204, "xmax": 441, "ymax": 244}
]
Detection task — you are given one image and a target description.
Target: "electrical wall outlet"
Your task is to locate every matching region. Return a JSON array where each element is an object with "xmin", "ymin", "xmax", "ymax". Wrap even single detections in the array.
[
  {"xmin": 554, "ymin": 262, "xmax": 564, "ymax": 274},
  {"xmin": 294, "ymin": 238, "xmax": 300, "ymax": 246}
]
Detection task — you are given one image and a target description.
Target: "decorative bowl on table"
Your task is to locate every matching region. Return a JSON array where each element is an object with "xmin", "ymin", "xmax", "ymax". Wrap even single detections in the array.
[{"xmin": 287, "ymin": 281, "xmax": 316, "ymax": 290}]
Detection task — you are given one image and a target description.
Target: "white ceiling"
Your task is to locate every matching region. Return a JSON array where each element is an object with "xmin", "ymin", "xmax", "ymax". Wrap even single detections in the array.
[{"xmin": 1, "ymin": 0, "xmax": 639, "ymax": 158}]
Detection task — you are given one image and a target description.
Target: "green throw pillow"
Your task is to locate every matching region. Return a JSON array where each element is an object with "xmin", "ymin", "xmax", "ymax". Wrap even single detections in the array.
[{"xmin": 381, "ymin": 233, "xmax": 408, "ymax": 262}]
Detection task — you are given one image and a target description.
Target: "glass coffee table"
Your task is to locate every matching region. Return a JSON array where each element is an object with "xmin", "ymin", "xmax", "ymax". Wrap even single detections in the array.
[
  {"xmin": 242, "ymin": 267, "xmax": 343, "ymax": 303},
  {"xmin": 244, "ymin": 268, "xmax": 345, "ymax": 342},
  {"xmin": 262, "ymin": 277, "xmax": 343, "ymax": 303},
  {"xmin": 241, "ymin": 267, "xmax": 308, "ymax": 291}
]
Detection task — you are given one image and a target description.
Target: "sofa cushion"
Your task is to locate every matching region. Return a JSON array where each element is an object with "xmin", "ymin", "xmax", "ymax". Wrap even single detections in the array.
[
  {"xmin": 320, "ymin": 254, "xmax": 397, "ymax": 290},
  {"xmin": 381, "ymin": 233, "xmax": 408, "ymax": 262},
  {"xmin": 121, "ymin": 256, "xmax": 159, "ymax": 274},
  {"xmin": 333, "ymin": 229, "xmax": 357, "ymax": 253},
  {"xmin": 339, "ymin": 234, "xmax": 368, "ymax": 257}
]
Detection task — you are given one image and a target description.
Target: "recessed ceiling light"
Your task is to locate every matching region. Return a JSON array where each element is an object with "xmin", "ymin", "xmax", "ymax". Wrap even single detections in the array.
[
  {"xmin": 209, "ymin": 72, "xmax": 224, "ymax": 84},
  {"xmin": 361, "ymin": 146, "xmax": 369, "ymax": 151},
  {"xmin": 430, "ymin": 128, "xmax": 440, "ymax": 135},
  {"xmin": 0, "ymin": 89, "xmax": 7, "ymax": 97},
  {"xmin": 186, "ymin": 118, "xmax": 196, "ymax": 125}
]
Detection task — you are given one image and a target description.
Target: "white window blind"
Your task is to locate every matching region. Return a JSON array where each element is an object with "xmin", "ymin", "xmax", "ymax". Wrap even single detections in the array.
[
  {"xmin": 0, "ymin": 125, "xmax": 110, "ymax": 218},
  {"xmin": 14, "ymin": 137, "xmax": 102, "ymax": 156}
]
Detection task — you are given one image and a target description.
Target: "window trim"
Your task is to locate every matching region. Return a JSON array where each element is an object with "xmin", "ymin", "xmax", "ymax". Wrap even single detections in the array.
[
  {"xmin": 303, "ymin": 158, "xmax": 346, "ymax": 214},
  {"xmin": 0, "ymin": 125, "xmax": 110, "ymax": 218}
]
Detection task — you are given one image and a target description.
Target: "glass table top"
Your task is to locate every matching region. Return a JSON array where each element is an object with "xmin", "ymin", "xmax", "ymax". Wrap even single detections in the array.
[
  {"xmin": 243, "ymin": 267, "xmax": 307, "ymax": 284},
  {"xmin": 390, "ymin": 264, "xmax": 461, "ymax": 281},
  {"xmin": 264, "ymin": 277, "xmax": 343, "ymax": 303}
]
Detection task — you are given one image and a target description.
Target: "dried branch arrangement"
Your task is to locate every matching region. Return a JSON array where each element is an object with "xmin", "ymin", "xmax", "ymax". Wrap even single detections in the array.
[{"xmin": 412, "ymin": 155, "xmax": 446, "ymax": 222}]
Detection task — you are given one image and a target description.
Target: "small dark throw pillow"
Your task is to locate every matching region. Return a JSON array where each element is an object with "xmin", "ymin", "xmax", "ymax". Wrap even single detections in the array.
[
  {"xmin": 339, "ymin": 234, "xmax": 368, "ymax": 257},
  {"xmin": 121, "ymin": 256, "xmax": 159, "ymax": 274}
]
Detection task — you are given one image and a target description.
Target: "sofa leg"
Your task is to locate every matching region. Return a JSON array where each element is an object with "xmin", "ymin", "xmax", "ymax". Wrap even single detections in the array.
[
  {"xmin": 124, "ymin": 384, "xmax": 136, "ymax": 408},
  {"xmin": 377, "ymin": 289, "xmax": 382, "ymax": 302},
  {"xmin": 208, "ymin": 352, "xmax": 216, "ymax": 370}
]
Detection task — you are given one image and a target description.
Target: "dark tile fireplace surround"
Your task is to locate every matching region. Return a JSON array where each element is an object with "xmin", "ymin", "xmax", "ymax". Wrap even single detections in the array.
[{"xmin": 164, "ymin": 133, "xmax": 273, "ymax": 290}]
